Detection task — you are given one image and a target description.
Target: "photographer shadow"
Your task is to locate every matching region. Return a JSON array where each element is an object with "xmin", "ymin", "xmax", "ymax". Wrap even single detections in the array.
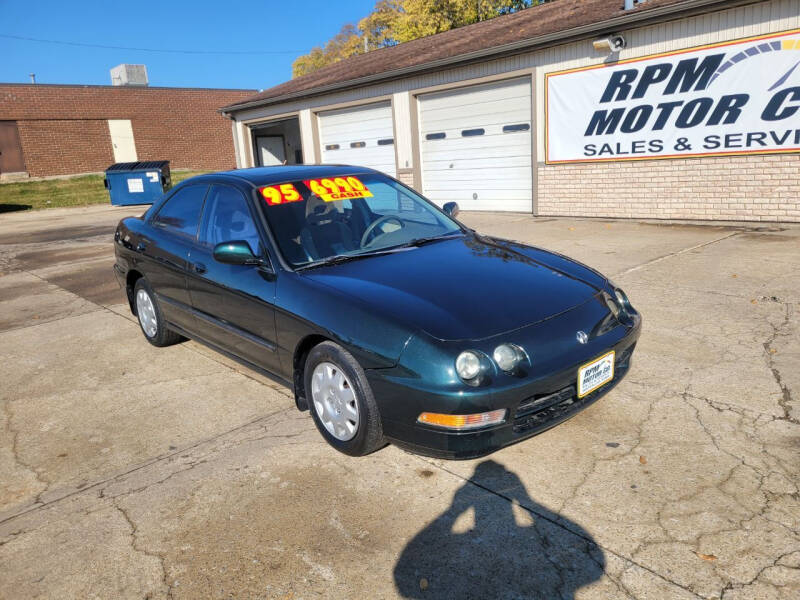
[{"xmin": 394, "ymin": 460, "xmax": 605, "ymax": 599}]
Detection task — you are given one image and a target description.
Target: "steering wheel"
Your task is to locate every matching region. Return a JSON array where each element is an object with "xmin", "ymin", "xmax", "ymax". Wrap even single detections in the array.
[{"xmin": 360, "ymin": 215, "xmax": 405, "ymax": 248}]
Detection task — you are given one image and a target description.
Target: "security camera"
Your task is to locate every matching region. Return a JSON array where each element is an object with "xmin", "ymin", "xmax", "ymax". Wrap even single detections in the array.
[{"xmin": 593, "ymin": 34, "xmax": 627, "ymax": 53}]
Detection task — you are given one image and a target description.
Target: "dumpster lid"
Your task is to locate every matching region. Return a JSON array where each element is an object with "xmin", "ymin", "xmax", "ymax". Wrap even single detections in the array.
[{"xmin": 106, "ymin": 161, "xmax": 170, "ymax": 172}]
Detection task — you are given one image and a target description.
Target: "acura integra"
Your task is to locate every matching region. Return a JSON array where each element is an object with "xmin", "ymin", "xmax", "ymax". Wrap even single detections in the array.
[{"xmin": 114, "ymin": 166, "xmax": 641, "ymax": 459}]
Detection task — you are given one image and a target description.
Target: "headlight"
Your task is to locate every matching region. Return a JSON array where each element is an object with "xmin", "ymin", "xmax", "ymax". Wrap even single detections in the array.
[
  {"xmin": 455, "ymin": 351, "xmax": 481, "ymax": 381},
  {"xmin": 604, "ymin": 294, "xmax": 621, "ymax": 318},
  {"xmin": 493, "ymin": 343, "xmax": 525, "ymax": 372},
  {"xmin": 614, "ymin": 288, "xmax": 630, "ymax": 311}
]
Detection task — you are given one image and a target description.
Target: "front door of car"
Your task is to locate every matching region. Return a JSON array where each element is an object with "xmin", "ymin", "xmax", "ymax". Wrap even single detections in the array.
[
  {"xmin": 141, "ymin": 184, "xmax": 209, "ymax": 332},
  {"xmin": 186, "ymin": 184, "xmax": 281, "ymax": 373}
]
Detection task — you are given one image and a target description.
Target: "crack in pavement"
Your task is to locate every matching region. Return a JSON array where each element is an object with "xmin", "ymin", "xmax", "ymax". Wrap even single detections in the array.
[
  {"xmin": 762, "ymin": 301, "xmax": 797, "ymax": 425},
  {"xmin": 2, "ymin": 398, "xmax": 50, "ymax": 507},
  {"xmin": 0, "ymin": 407, "xmax": 295, "ymax": 526},
  {"xmin": 112, "ymin": 497, "xmax": 173, "ymax": 599},
  {"xmin": 612, "ymin": 231, "xmax": 740, "ymax": 278}
]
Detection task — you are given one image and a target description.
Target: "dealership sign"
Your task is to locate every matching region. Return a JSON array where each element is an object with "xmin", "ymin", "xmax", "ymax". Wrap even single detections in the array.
[{"xmin": 546, "ymin": 29, "xmax": 800, "ymax": 163}]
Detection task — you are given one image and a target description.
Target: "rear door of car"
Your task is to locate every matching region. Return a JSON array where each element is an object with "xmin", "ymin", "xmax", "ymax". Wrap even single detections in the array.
[
  {"xmin": 142, "ymin": 184, "xmax": 209, "ymax": 331},
  {"xmin": 186, "ymin": 183, "xmax": 281, "ymax": 373}
]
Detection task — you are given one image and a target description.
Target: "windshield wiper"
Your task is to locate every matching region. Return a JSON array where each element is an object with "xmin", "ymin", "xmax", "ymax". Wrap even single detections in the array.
[
  {"xmin": 296, "ymin": 233, "xmax": 463, "ymax": 271},
  {"xmin": 296, "ymin": 247, "xmax": 407, "ymax": 271},
  {"xmin": 401, "ymin": 231, "xmax": 464, "ymax": 248}
]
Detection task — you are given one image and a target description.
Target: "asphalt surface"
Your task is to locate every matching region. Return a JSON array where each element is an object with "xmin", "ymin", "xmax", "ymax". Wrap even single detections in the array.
[{"xmin": 0, "ymin": 204, "xmax": 798, "ymax": 599}]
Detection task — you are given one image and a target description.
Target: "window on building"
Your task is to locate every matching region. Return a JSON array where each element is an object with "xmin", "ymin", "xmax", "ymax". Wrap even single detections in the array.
[
  {"xmin": 350, "ymin": 141, "xmax": 366, "ymax": 148},
  {"xmin": 503, "ymin": 123, "xmax": 531, "ymax": 133},
  {"xmin": 461, "ymin": 128, "xmax": 485, "ymax": 137},
  {"xmin": 325, "ymin": 144, "xmax": 340, "ymax": 151},
  {"xmin": 426, "ymin": 132, "xmax": 446, "ymax": 140},
  {"xmin": 377, "ymin": 138, "xmax": 394, "ymax": 146}
]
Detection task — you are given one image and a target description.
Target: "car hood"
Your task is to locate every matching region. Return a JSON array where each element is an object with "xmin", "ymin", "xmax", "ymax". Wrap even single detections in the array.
[{"xmin": 301, "ymin": 234, "xmax": 605, "ymax": 341}]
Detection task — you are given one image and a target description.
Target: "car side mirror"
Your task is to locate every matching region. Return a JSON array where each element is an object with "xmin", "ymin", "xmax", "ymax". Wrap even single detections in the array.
[
  {"xmin": 213, "ymin": 241, "xmax": 267, "ymax": 267},
  {"xmin": 443, "ymin": 202, "xmax": 460, "ymax": 219}
]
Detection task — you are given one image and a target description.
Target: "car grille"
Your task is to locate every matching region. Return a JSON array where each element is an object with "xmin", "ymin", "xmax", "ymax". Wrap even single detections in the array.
[{"xmin": 512, "ymin": 345, "xmax": 634, "ymax": 434}]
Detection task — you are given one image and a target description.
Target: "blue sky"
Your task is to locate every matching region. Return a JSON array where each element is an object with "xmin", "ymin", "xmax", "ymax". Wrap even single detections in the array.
[{"xmin": 0, "ymin": 0, "xmax": 376, "ymax": 90}]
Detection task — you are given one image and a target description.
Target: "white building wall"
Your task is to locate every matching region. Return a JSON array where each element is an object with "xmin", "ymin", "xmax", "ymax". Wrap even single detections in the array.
[
  {"xmin": 392, "ymin": 92, "xmax": 414, "ymax": 172},
  {"xmin": 298, "ymin": 109, "xmax": 318, "ymax": 164}
]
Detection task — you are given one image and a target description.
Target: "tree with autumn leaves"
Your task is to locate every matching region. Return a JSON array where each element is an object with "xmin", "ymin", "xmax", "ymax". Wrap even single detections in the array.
[{"xmin": 292, "ymin": 0, "xmax": 542, "ymax": 78}]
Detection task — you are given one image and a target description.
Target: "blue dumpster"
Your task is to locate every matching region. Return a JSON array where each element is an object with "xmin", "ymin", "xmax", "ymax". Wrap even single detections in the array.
[{"xmin": 104, "ymin": 161, "xmax": 171, "ymax": 206}]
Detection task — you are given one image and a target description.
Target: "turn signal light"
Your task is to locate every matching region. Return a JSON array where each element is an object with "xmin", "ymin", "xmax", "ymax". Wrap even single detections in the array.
[{"xmin": 417, "ymin": 409, "xmax": 507, "ymax": 431}]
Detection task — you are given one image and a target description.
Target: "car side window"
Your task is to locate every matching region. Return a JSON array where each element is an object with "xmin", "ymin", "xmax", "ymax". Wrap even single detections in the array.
[
  {"xmin": 152, "ymin": 185, "xmax": 208, "ymax": 237},
  {"xmin": 200, "ymin": 185, "xmax": 262, "ymax": 254}
]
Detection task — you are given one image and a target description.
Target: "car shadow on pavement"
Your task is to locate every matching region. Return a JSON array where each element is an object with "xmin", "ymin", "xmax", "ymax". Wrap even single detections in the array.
[{"xmin": 394, "ymin": 460, "xmax": 605, "ymax": 599}]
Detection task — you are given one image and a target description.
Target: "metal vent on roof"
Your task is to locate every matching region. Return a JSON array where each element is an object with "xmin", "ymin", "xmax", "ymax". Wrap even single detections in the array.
[
  {"xmin": 624, "ymin": 0, "xmax": 648, "ymax": 9},
  {"xmin": 110, "ymin": 64, "xmax": 149, "ymax": 86}
]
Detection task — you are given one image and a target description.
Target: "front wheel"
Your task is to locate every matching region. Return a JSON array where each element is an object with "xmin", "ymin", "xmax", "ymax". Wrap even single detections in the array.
[{"xmin": 304, "ymin": 341, "xmax": 385, "ymax": 456}]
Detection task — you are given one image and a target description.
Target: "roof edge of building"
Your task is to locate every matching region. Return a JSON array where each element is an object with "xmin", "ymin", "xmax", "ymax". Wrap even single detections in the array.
[
  {"xmin": 221, "ymin": 0, "xmax": 754, "ymax": 116},
  {"xmin": 0, "ymin": 82, "xmax": 257, "ymax": 92}
]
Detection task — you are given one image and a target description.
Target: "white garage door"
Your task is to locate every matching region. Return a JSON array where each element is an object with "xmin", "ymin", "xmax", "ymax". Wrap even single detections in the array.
[
  {"xmin": 319, "ymin": 102, "xmax": 396, "ymax": 177},
  {"xmin": 418, "ymin": 78, "xmax": 532, "ymax": 211}
]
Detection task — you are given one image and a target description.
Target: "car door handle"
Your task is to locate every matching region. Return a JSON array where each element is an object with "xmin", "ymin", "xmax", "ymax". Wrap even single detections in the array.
[{"xmin": 191, "ymin": 262, "xmax": 207, "ymax": 274}]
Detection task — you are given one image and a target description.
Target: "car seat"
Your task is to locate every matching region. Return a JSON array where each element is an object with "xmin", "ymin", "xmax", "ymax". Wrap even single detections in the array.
[{"xmin": 300, "ymin": 195, "xmax": 357, "ymax": 260}]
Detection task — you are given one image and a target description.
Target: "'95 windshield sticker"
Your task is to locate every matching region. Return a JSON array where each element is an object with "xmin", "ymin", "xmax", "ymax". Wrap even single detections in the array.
[
  {"xmin": 260, "ymin": 183, "xmax": 303, "ymax": 206},
  {"xmin": 304, "ymin": 176, "xmax": 373, "ymax": 202},
  {"xmin": 577, "ymin": 351, "xmax": 615, "ymax": 398}
]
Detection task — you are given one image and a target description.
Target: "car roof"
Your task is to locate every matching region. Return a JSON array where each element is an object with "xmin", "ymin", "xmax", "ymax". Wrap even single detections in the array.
[{"xmin": 186, "ymin": 165, "xmax": 380, "ymax": 188}]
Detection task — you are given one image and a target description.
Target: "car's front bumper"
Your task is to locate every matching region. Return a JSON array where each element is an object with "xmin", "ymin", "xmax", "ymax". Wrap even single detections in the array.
[{"xmin": 367, "ymin": 313, "xmax": 641, "ymax": 460}]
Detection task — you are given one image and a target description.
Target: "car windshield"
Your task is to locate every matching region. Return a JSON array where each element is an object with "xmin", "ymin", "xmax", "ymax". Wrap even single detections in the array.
[{"xmin": 256, "ymin": 172, "xmax": 463, "ymax": 268}]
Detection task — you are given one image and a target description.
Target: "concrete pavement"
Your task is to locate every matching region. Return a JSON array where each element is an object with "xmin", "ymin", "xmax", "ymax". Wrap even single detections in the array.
[{"xmin": 0, "ymin": 204, "xmax": 798, "ymax": 599}]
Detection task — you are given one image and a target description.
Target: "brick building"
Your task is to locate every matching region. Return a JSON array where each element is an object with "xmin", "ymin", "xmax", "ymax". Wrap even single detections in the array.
[
  {"xmin": 222, "ymin": 0, "xmax": 800, "ymax": 223},
  {"xmin": 0, "ymin": 84, "xmax": 256, "ymax": 178}
]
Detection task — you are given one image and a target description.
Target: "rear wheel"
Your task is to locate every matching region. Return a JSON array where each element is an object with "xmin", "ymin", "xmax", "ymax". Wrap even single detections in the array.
[
  {"xmin": 304, "ymin": 341, "xmax": 385, "ymax": 456},
  {"xmin": 133, "ymin": 278, "xmax": 182, "ymax": 347}
]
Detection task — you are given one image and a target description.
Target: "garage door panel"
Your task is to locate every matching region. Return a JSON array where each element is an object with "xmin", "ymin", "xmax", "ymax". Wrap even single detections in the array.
[
  {"xmin": 323, "ymin": 120, "xmax": 394, "ymax": 139},
  {"xmin": 423, "ymin": 155, "xmax": 532, "ymax": 170},
  {"xmin": 423, "ymin": 167, "xmax": 532, "ymax": 184},
  {"xmin": 421, "ymin": 116, "xmax": 531, "ymax": 135},
  {"xmin": 425, "ymin": 188, "xmax": 532, "ymax": 200},
  {"xmin": 419, "ymin": 78, "xmax": 532, "ymax": 211},
  {"xmin": 422, "ymin": 134, "xmax": 530, "ymax": 153},
  {"xmin": 422, "ymin": 103, "xmax": 530, "ymax": 129},
  {"xmin": 421, "ymin": 139, "xmax": 530, "ymax": 161},
  {"xmin": 420, "ymin": 83, "xmax": 530, "ymax": 112},
  {"xmin": 424, "ymin": 180, "xmax": 530, "ymax": 193},
  {"xmin": 420, "ymin": 102, "xmax": 531, "ymax": 131},
  {"xmin": 319, "ymin": 102, "xmax": 396, "ymax": 176}
]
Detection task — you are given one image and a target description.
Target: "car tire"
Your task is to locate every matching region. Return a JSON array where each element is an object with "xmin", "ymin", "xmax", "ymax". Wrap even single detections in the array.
[
  {"xmin": 304, "ymin": 341, "xmax": 385, "ymax": 456},
  {"xmin": 133, "ymin": 278, "xmax": 183, "ymax": 347}
]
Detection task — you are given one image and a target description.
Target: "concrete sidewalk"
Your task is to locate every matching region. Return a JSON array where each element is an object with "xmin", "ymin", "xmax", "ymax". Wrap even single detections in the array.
[{"xmin": 1, "ymin": 205, "xmax": 798, "ymax": 599}]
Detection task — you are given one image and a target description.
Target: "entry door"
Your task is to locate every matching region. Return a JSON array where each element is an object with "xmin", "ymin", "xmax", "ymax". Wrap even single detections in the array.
[
  {"xmin": 0, "ymin": 121, "xmax": 26, "ymax": 174},
  {"xmin": 256, "ymin": 135, "xmax": 286, "ymax": 166},
  {"xmin": 108, "ymin": 119, "xmax": 138, "ymax": 163},
  {"xmin": 144, "ymin": 184, "xmax": 209, "ymax": 332},
  {"xmin": 187, "ymin": 184, "xmax": 280, "ymax": 373},
  {"xmin": 318, "ymin": 102, "xmax": 396, "ymax": 176},
  {"xmin": 418, "ymin": 78, "xmax": 532, "ymax": 211}
]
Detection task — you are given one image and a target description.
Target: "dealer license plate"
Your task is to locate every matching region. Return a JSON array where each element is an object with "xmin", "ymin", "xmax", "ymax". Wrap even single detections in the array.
[{"xmin": 577, "ymin": 351, "xmax": 615, "ymax": 398}]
